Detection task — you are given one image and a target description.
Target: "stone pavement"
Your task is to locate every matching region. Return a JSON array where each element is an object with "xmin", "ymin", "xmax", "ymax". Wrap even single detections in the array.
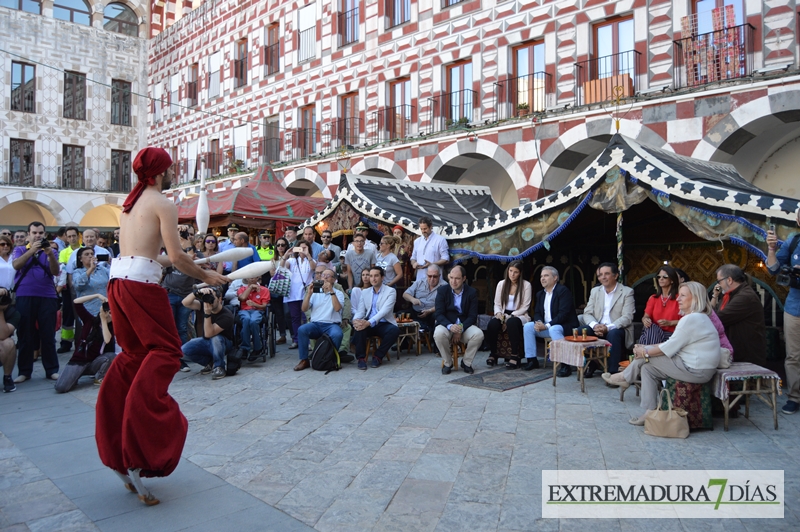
[{"xmin": 1, "ymin": 342, "xmax": 799, "ymax": 531}]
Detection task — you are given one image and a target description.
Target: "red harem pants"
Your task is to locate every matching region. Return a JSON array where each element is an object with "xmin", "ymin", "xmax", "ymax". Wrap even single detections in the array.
[{"xmin": 95, "ymin": 278, "xmax": 187, "ymax": 478}]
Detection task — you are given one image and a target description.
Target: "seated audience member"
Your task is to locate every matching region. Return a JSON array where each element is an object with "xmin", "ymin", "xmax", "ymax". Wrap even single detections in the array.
[
  {"xmin": 710, "ymin": 264, "xmax": 766, "ymax": 365},
  {"xmin": 236, "ymin": 276, "xmax": 271, "ymax": 361},
  {"xmin": 181, "ymin": 286, "xmax": 235, "ymax": 380},
  {"xmin": 579, "ymin": 262, "xmax": 635, "ymax": 378},
  {"xmin": 523, "ymin": 266, "xmax": 580, "ymax": 371},
  {"xmin": 294, "ymin": 269, "xmax": 345, "ymax": 371},
  {"xmin": 403, "ymin": 265, "xmax": 447, "ymax": 333},
  {"xmin": 350, "ymin": 269, "xmax": 371, "ymax": 315},
  {"xmin": 434, "ymin": 265, "xmax": 484, "ymax": 375},
  {"xmin": 603, "ymin": 282, "xmax": 721, "ymax": 426},
  {"xmin": 55, "ymin": 299, "xmax": 117, "ymax": 392},
  {"xmin": 352, "ymin": 267, "xmax": 399, "ymax": 370},
  {"xmin": 640, "ymin": 265, "xmax": 681, "ymax": 344},
  {"xmin": 0, "ymin": 287, "xmax": 20, "ymax": 393},
  {"xmin": 307, "ymin": 264, "xmax": 352, "ymax": 355},
  {"xmin": 485, "ymin": 260, "xmax": 532, "ymax": 369}
]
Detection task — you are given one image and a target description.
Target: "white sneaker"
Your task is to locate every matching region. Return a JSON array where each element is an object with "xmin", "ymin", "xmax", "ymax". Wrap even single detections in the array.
[
  {"xmin": 49, "ymin": 373, "xmax": 60, "ymax": 381},
  {"xmin": 13, "ymin": 375, "xmax": 28, "ymax": 383}
]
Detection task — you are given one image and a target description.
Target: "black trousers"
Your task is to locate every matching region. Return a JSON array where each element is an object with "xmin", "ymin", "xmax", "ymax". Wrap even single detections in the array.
[
  {"xmin": 16, "ymin": 296, "xmax": 59, "ymax": 378},
  {"xmin": 485, "ymin": 316, "xmax": 524, "ymax": 358}
]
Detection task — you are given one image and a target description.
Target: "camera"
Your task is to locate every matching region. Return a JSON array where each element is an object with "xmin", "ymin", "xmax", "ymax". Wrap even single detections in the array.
[
  {"xmin": 0, "ymin": 290, "xmax": 11, "ymax": 306},
  {"xmin": 102, "ymin": 301, "xmax": 110, "ymax": 313},
  {"xmin": 180, "ymin": 230, "xmax": 190, "ymax": 240},
  {"xmin": 777, "ymin": 266, "xmax": 800, "ymax": 289},
  {"xmin": 312, "ymin": 280, "xmax": 324, "ymax": 293},
  {"xmin": 193, "ymin": 286, "xmax": 221, "ymax": 303},
  {"xmin": 40, "ymin": 239, "xmax": 50, "ymax": 250}
]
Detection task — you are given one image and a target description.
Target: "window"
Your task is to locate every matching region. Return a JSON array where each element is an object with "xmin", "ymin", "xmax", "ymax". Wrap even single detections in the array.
[
  {"xmin": 442, "ymin": 0, "xmax": 463, "ymax": 7},
  {"xmin": 339, "ymin": 0, "xmax": 359, "ymax": 47},
  {"xmin": 110, "ymin": 150, "xmax": 131, "ymax": 192},
  {"xmin": 209, "ymin": 139, "xmax": 221, "ymax": 176},
  {"xmin": 63, "ymin": 71, "xmax": 86, "ymax": 120},
  {"xmin": 386, "ymin": 0, "xmax": 410, "ymax": 28},
  {"xmin": 169, "ymin": 73, "xmax": 179, "ymax": 115},
  {"xmin": 446, "ymin": 61, "xmax": 473, "ymax": 122},
  {"xmin": 386, "ymin": 78, "xmax": 412, "ymax": 139},
  {"xmin": 0, "ymin": 0, "xmax": 41, "ymax": 14},
  {"xmin": 264, "ymin": 117, "xmax": 280, "ymax": 163},
  {"xmin": 187, "ymin": 64, "xmax": 198, "ymax": 107},
  {"xmin": 693, "ymin": 0, "xmax": 742, "ymax": 35},
  {"xmin": 53, "ymin": 0, "xmax": 91, "ymax": 25},
  {"xmin": 594, "ymin": 17, "xmax": 634, "ymax": 77},
  {"xmin": 208, "ymin": 52, "xmax": 221, "ymax": 99},
  {"xmin": 264, "ymin": 24, "xmax": 280, "ymax": 76},
  {"xmin": 9, "ymin": 139, "xmax": 34, "ymax": 186},
  {"xmin": 153, "ymin": 82, "xmax": 163, "ymax": 122},
  {"xmin": 62, "ymin": 145, "xmax": 84, "ymax": 189},
  {"xmin": 11, "ymin": 62, "xmax": 35, "ymax": 113},
  {"xmin": 337, "ymin": 93, "xmax": 359, "ymax": 145},
  {"xmin": 513, "ymin": 41, "xmax": 546, "ymax": 112},
  {"xmin": 298, "ymin": 4, "xmax": 316, "ymax": 63},
  {"xmin": 111, "ymin": 79, "xmax": 132, "ymax": 125},
  {"xmin": 297, "ymin": 104, "xmax": 316, "ymax": 156},
  {"xmin": 234, "ymin": 40, "xmax": 247, "ymax": 89},
  {"xmin": 104, "ymin": 2, "xmax": 139, "ymax": 37}
]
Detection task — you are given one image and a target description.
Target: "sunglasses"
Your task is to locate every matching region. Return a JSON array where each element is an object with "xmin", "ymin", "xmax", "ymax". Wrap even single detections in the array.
[
  {"xmin": 0, "ymin": 243, "xmax": 9, "ymax": 247},
  {"xmin": 656, "ymin": 275, "xmax": 669, "ymax": 279},
  {"xmin": 183, "ymin": 247, "xmax": 195, "ymax": 252},
  {"xmin": 205, "ymin": 239, "xmax": 217, "ymax": 243},
  {"xmin": 276, "ymin": 244, "xmax": 287, "ymax": 247}
]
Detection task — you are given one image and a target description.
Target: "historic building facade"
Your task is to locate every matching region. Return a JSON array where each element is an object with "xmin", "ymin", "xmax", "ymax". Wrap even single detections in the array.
[
  {"xmin": 150, "ymin": 0, "xmax": 800, "ymax": 209},
  {"xmin": 0, "ymin": 0, "xmax": 150, "ymax": 227}
]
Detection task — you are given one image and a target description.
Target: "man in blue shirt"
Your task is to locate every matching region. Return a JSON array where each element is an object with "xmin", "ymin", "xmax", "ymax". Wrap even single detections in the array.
[
  {"xmin": 767, "ymin": 211, "xmax": 800, "ymax": 414},
  {"xmin": 231, "ymin": 232, "xmax": 260, "ymax": 271},
  {"xmin": 218, "ymin": 223, "xmax": 239, "ymax": 274},
  {"xmin": 301, "ymin": 226, "xmax": 324, "ymax": 260}
]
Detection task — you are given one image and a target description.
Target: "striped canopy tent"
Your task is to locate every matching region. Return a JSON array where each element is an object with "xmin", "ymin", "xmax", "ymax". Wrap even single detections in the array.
[
  {"xmin": 443, "ymin": 134, "xmax": 800, "ymax": 264},
  {"xmin": 301, "ymin": 173, "xmax": 505, "ymax": 238},
  {"xmin": 176, "ymin": 165, "xmax": 327, "ymax": 231}
]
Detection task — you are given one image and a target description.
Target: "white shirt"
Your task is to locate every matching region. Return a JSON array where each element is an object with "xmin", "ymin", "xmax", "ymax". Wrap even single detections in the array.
[
  {"xmin": 505, "ymin": 294, "xmax": 516, "ymax": 312},
  {"xmin": 543, "ymin": 289, "xmax": 553, "ymax": 325},
  {"xmin": 589, "ymin": 283, "xmax": 618, "ymax": 330},
  {"xmin": 0, "ymin": 254, "xmax": 15, "ymax": 290},
  {"xmin": 410, "ymin": 232, "xmax": 449, "ymax": 282}
]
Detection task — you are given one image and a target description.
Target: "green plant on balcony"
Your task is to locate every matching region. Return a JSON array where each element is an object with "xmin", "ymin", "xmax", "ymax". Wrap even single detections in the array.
[
  {"xmin": 517, "ymin": 102, "xmax": 529, "ymax": 116},
  {"xmin": 458, "ymin": 116, "xmax": 469, "ymax": 125},
  {"xmin": 229, "ymin": 159, "xmax": 244, "ymax": 173}
]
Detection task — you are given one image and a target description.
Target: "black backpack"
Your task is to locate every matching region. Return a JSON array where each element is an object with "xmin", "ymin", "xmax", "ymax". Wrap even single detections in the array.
[
  {"xmin": 310, "ymin": 334, "xmax": 341, "ymax": 374},
  {"xmin": 226, "ymin": 346, "xmax": 243, "ymax": 376}
]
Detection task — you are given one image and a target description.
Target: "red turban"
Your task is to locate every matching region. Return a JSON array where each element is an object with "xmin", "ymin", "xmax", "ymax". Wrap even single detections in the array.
[{"xmin": 122, "ymin": 147, "xmax": 173, "ymax": 213}]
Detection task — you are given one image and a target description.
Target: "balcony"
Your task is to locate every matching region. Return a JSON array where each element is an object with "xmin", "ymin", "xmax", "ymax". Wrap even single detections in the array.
[
  {"xmin": 327, "ymin": 117, "xmax": 363, "ymax": 151},
  {"xmin": 187, "ymin": 80, "xmax": 198, "ymax": 107},
  {"xmin": 574, "ymin": 50, "xmax": 641, "ymax": 106},
  {"xmin": 233, "ymin": 57, "xmax": 247, "ymax": 89},
  {"xmin": 370, "ymin": 105, "xmax": 416, "ymax": 143},
  {"xmin": 673, "ymin": 23, "xmax": 754, "ymax": 89},
  {"xmin": 338, "ymin": 7, "xmax": 359, "ymax": 47},
  {"xmin": 289, "ymin": 128, "xmax": 318, "ymax": 158},
  {"xmin": 298, "ymin": 28, "xmax": 315, "ymax": 63},
  {"xmin": 426, "ymin": 89, "xmax": 476, "ymax": 133},
  {"xmin": 264, "ymin": 42, "xmax": 279, "ymax": 76},
  {"xmin": 493, "ymin": 72, "xmax": 551, "ymax": 120}
]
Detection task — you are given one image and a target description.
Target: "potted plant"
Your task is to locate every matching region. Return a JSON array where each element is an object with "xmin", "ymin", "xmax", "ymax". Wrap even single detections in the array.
[
  {"xmin": 457, "ymin": 116, "xmax": 469, "ymax": 126},
  {"xmin": 517, "ymin": 102, "xmax": 529, "ymax": 117}
]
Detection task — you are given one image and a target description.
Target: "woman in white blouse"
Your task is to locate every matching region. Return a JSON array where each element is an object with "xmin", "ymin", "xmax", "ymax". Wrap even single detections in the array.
[
  {"xmin": 0, "ymin": 235, "xmax": 14, "ymax": 292},
  {"xmin": 484, "ymin": 260, "xmax": 532, "ymax": 369},
  {"xmin": 604, "ymin": 281, "xmax": 720, "ymax": 426}
]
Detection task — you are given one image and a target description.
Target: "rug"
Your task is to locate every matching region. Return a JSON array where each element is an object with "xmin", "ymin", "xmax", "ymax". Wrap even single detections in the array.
[{"xmin": 448, "ymin": 366, "xmax": 552, "ymax": 392}]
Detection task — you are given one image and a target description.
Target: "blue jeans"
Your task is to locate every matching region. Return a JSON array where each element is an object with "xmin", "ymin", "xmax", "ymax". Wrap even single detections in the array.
[
  {"xmin": 182, "ymin": 335, "xmax": 232, "ymax": 369},
  {"xmin": 298, "ymin": 321, "xmax": 344, "ymax": 361},
  {"xmin": 168, "ymin": 292, "xmax": 194, "ymax": 346},
  {"xmin": 523, "ymin": 322, "xmax": 564, "ymax": 359},
  {"xmin": 239, "ymin": 309, "xmax": 264, "ymax": 353}
]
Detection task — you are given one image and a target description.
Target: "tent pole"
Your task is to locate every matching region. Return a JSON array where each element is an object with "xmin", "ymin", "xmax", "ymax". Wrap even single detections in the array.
[{"xmin": 617, "ymin": 211, "xmax": 624, "ymax": 285}]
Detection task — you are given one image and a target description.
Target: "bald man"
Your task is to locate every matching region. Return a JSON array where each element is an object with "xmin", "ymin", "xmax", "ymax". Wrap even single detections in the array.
[{"xmin": 231, "ymin": 232, "xmax": 260, "ymax": 271}]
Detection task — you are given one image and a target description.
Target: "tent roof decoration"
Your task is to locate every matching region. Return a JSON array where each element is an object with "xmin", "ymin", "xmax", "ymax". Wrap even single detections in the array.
[
  {"xmin": 175, "ymin": 166, "xmax": 327, "ymax": 229},
  {"xmin": 302, "ymin": 173, "xmax": 505, "ymax": 234},
  {"xmin": 445, "ymin": 134, "xmax": 800, "ymax": 262}
]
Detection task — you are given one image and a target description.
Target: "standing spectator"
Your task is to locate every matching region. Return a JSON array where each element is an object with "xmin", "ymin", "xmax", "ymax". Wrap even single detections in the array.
[
  {"xmin": 198, "ymin": 234, "xmax": 225, "ymax": 274},
  {"xmin": 410, "ymin": 216, "xmax": 449, "ymax": 283},
  {"xmin": 375, "ymin": 236, "xmax": 402, "ymax": 289},
  {"xmin": 12, "ymin": 221, "xmax": 60, "ymax": 383},
  {"xmin": 281, "ymin": 241, "xmax": 316, "ymax": 349},
  {"xmin": 72, "ymin": 247, "xmax": 111, "ymax": 347},
  {"xmin": 0, "ymin": 286, "xmax": 19, "ymax": 392},
  {"xmin": 301, "ymin": 226, "xmax": 324, "ymax": 260},
  {"xmin": 767, "ymin": 216, "xmax": 800, "ymax": 414},
  {"xmin": 283, "ymin": 226, "xmax": 299, "ymax": 249},
  {"xmin": 256, "ymin": 232, "xmax": 275, "ymax": 261},
  {"xmin": 97, "ymin": 233, "xmax": 114, "ymax": 258},
  {"xmin": 0, "ymin": 235, "xmax": 14, "ymax": 294},
  {"xmin": 271, "ymin": 237, "xmax": 291, "ymax": 345},
  {"xmin": 161, "ymin": 246, "xmax": 200, "ymax": 347},
  {"xmin": 57, "ymin": 227, "xmax": 82, "ymax": 353},
  {"xmin": 320, "ymin": 229, "xmax": 341, "ymax": 265},
  {"xmin": 13, "ymin": 230, "xmax": 27, "ymax": 248},
  {"xmin": 55, "ymin": 227, "xmax": 69, "ymax": 253},
  {"xmin": 345, "ymin": 233, "xmax": 376, "ymax": 291},
  {"xmin": 231, "ymin": 232, "xmax": 260, "ymax": 271},
  {"xmin": 110, "ymin": 228, "xmax": 121, "ymax": 257},
  {"xmin": 346, "ymin": 222, "xmax": 377, "ymax": 253},
  {"xmin": 0, "ymin": 229, "xmax": 11, "ymax": 238},
  {"xmin": 236, "ymin": 276, "xmax": 270, "ymax": 360},
  {"xmin": 66, "ymin": 229, "xmax": 110, "ymax": 274},
  {"xmin": 218, "ymin": 223, "xmax": 240, "ymax": 273}
]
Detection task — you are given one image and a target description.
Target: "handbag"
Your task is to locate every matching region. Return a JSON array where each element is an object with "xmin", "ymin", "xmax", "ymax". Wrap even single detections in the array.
[
  {"xmin": 644, "ymin": 389, "xmax": 690, "ymax": 439},
  {"xmin": 268, "ymin": 267, "xmax": 292, "ymax": 298}
]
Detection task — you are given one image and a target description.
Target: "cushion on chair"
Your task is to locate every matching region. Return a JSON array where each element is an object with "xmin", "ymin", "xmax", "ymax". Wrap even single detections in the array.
[
  {"xmin": 661, "ymin": 378, "xmax": 713, "ymax": 430},
  {"xmin": 496, "ymin": 330, "xmax": 513, "ymax": 360}
]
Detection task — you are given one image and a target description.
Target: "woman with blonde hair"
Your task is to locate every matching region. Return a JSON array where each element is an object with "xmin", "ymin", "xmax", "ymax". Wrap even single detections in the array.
[
  {"xmin": 484, "ymin": 260, "xmax": 532, "ymax": 369},
  {"xmin": 603, "ymin": 281, "xmax": 720, "ymax": 426}
]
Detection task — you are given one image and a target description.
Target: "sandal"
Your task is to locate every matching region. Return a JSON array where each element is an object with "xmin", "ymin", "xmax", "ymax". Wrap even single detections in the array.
[
  {"xmin": 504, "ymin": 356, "xmax": 521, "ymax": 370},
  {"xmin": 486, "ymin": 356, "xmax": 497, "ymax": 367}
]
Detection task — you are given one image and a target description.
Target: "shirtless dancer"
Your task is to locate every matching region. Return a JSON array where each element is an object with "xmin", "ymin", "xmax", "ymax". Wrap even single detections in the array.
[{"xmin": 95, "ymin": 147, "xmax": 226, "ymax": 505}]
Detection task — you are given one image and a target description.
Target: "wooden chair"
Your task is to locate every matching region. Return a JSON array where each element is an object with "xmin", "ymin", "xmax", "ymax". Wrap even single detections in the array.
[
  {"xmin": 366, "ymin": 336, "xmax": 390, "ymax": 361},
  {"xmin": 443, "ymin": 341, "xmax": 466, "ymax": 370}
]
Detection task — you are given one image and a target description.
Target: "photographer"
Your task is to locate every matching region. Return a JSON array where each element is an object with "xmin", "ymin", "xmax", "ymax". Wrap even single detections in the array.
[
  {"xmin": 72, "ymin": 247, "xmax": 111, "ymax": 348},
  {"xmin": 767, "ymin": 214, "xmax": 800, "ymax": 415},
  {"xmin": 12, "ymin": 221, "xmax": 60, "ymax": 383},
  {"xmin": 181, "ymin": 286, "xmax": 235, "ymax": 380},
  {"xmin": 294, "ymin": 268, "xmax": 344, "ymax": 371},
  {"xmin": 0, "ymin": 287, "xmax": 20, "ymax": 392}
]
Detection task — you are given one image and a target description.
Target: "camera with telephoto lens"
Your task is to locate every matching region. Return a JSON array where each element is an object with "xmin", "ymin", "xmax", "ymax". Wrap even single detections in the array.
[
  {"xmin": 0, "ymin": 290, "xmax": 11, "ymax": 306},
  {"xmin": 193, "ymin": 286, "xmax": 221, "ymax": 304},
  {"xmin": 312, "ymin": 280, "xmax": 324, "ymax": 293},
  {"xmin": 776, "ymin": 266, "xmax": 800, "ymax": 289}
]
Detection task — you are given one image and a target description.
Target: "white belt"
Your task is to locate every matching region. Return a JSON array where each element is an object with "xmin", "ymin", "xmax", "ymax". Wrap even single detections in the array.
[{"xmin": 109, "ymin": 256, "xmax": 162, "ymax": 285}]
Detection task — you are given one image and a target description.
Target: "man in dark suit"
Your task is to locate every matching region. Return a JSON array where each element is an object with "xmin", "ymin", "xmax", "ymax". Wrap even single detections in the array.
[
  {"xmin": 433, "ymin": 265, "xmax": 484, "ymax": 375},
  {"xmin": 523, "ymin": 266, "xmax": 580, "ymax": 373}
]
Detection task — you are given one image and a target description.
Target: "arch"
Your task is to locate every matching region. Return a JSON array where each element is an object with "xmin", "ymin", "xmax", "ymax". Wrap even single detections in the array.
[
  {"xmin": 52, "ymin": 0, "xmax": 93, "ymax": 25},
  {"xmin": 530, "ymin": 119, "xmax": 667, "ymax": 190},
  {"xmin": 103, "ymin": 2, "xmax": 139, "ymax": 37},
  {"xmin": 77, "ymin": 197, "xmax": 124, "ymax": 227},
  {"xmin": 282, "ymin": 168, "xmax": 331, "ymax": 198},
  {"xmin": 350, "ymin": 156, "xmax": 407, "ymax": 180},
  {"xmin": 0, "ymin": 194, "xmax": 69, "ymax": 227},
  {"xmin": 421, "ymin": 139, "xmax": 527, "ymax": 189}
]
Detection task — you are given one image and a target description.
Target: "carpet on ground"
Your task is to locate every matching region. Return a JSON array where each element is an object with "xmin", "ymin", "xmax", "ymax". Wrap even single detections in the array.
[{"xmin": 448, "ymin": 366, "xmax": 552, "ymax": 392}]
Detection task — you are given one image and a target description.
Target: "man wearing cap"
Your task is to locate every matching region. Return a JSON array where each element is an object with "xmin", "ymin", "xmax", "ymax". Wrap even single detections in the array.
[
  {"xmin": 256, "ymin": 232, "xmax": 275, "ymax": 261},
  {"xmin": 217, "ymin": 223, "xmax": 239, "ymax": 273},
  {"xmin": 284, "ymin": 226, "xmax": 299, "ymax": 249},
  {"xmin": 94, "ymin": 147, "xmax": 227, "ymax": 506},
  {"xmin": 347, "ymin": 222, "xmax": 377, "ymax": 253}
]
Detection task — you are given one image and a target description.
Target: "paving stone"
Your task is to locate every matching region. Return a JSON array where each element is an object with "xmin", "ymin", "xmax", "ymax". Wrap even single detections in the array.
[
  {"xmin": 435, "ymin": 501, "xmax": 501, "ymax": 531},
  {"xmin": 408, "ymin": 453, "xmax": 464, "ymax": 482},
  {"xmin": 27, "ymin": 509, "xmax": 98, "ymax": 532},
  {"xmin": 386, "ymin": 478, "xmax": 452, "ymax": 514}
]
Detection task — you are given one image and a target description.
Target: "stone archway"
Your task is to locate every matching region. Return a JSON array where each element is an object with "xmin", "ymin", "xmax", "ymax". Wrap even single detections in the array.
[
  {"xmin": 0, "ymin": 190, "xmax": 71, "ymax": 226},
  {"xmin": 422, "ymin": 139, "xmax": 526, "ymax": 190},
  {"xmin": 79, "ymin": 203, "xmax": 123, "ymax": 228},
  {"xmin": 351, "ymin": 156, "xmax": 407, "ymax": 180},
  {"xmin": 282, "ymin": 168, "xmax": 331, "ymax": 198}
]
